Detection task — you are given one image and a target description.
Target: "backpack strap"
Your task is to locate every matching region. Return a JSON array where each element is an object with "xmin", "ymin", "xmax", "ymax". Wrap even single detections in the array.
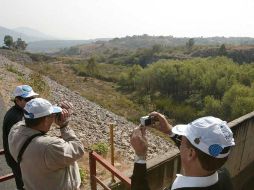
[{"xmin": 17, "ymin": 133, "xmax": 44, "ymax": 164}]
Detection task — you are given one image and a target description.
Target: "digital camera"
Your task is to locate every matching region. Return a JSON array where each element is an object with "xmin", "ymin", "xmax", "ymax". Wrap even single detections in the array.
[
  {"xmin": 55, "ymin": 112, "xmax": 61, "ymax": 121},
  {"xmin": 140, "ymin": 115, "xmax": 153, "ymax": 126}
]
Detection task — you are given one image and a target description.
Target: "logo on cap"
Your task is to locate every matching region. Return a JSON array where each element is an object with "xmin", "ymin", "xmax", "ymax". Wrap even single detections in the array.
[
  {"xmin": 22, "ymin": 85, "xmax": 32, "ymax": 92},
  {"xmin": 209, "ymin": 144, "xmax": 223, "ymax": 157},
  {"xmin": 194, "ymin": 137, "xmax": 201, "ymax": 144}
]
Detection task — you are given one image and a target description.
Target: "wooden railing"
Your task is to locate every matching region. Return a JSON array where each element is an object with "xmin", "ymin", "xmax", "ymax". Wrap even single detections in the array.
[{"xmin": 89, "ymin": 151, "xmax": 131, "ymax": 190}]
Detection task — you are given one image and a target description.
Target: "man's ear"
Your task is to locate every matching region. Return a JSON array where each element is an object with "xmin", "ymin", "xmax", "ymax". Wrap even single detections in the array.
[
  {"xmin": 15, "ymin": 97, "xmax": 20, "ymax": 103},
  {"xmin": 187, "ymin": 148, "xmax": 197, "ymax": 161}
]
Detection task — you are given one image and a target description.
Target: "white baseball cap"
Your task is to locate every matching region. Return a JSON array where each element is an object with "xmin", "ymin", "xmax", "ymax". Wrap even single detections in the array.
[
  {"xmin": 24, "ymin": 98, "xmax": 62, "ymax": 119},
  {"xmin": 172, "ymin": 116, "xmax": 235, "ymax": 158},
  {"xmin": 13, "ymin": 85, "xmax": 39, "ymax": 98}
]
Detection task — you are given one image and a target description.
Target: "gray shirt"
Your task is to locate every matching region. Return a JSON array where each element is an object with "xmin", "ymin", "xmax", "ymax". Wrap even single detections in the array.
[{"xmin": 8, "ymin": 121, "xmax": 85, "ymax": 190}]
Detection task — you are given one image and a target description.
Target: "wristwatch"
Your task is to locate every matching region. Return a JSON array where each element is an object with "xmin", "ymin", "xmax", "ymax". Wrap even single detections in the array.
[{"xmin": 134, "ymin": 154, "xmax": 146, "ymax": 164}]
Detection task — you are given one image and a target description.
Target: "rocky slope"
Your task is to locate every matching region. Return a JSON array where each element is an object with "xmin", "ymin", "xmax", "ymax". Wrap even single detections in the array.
[{"xmin": 0, "ymin": 54, "xmax": 177, "ymax": 161}]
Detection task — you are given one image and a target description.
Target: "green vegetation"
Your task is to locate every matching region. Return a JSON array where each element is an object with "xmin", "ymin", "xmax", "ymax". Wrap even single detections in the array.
[
  {"xmin": 4, "ymin": 35, "xmax": 14, "ymax": 49},
  {"xmin": 28, "ymin": 73, "xmax": 50, "ymax": 98},
  {"xmin": 6, "ymin": 64, "xmax": 50, "ymax": 98},
  {"xmin": 25, "ymin": 52, "xmax": 57, "ymax": 62},
  {"xmin": 71, "ymin": 60, "xmax": 130, "ymax": 82},
  {"xmin": 58, "ymin": 35, "xmax": 254, "ymax": 65},
  {"xmin": 27, "ymin": 54, "xmax": 254, "ymax": 124},
  {"xmin": 3, "ymin": 35, "xmax": 27, "ymax": 50},
  {"xmin": 6, "ymin": 65, "xmax": 24, "ymax": 76},
  {"xmin": 91, "ymin": 142, "xmax": 109, "ymax": 156},
  {"xmin": 79, "ymin": 168, "xmax": 88, "ymax": 185},
  {"xmin": 118, "ymin": 57, "xmax": 254, "ymax": 122},
  {"xmin": 25, "ymin": 35, "xmax": 254, "ymax": 124}
]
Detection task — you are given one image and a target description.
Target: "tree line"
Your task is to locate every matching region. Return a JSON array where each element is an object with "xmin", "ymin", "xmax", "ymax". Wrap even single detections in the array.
[
  {"xmin": 118, "ymin": 57, "xmax": 254, "ymax": 122},
  {"xmin": 70, "ymin": 55, "xmax": 254, "ymax": 123},
  {"xmin": 2, "ymin": 35, "xmax": 27, "ymax": 50}
]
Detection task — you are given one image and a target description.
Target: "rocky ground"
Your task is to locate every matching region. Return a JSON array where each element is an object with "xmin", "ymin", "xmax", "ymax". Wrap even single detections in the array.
[{"xmin": 0, "ymin": 54, "xmax": 178, "ymax": 162}]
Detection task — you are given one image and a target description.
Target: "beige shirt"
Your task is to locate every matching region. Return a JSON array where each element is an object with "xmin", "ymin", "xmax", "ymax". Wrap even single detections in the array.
[{"xmin": 8, "ymin": 121, "xmax": 85, "ymax": 190}]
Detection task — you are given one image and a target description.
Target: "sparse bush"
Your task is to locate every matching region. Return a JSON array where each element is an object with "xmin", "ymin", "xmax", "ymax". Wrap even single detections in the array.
[
  {"xmin": 6, "ymin": 65, "xmax": 24, "ymax": 77},
  {"xmin": 79, "ymin": 168, "xmax": 88, "ymax": 185},
  {"xmin": 28, "ymin": 73, "xmax": 50, "ymax": 98},
  {"xmin": 91, "ymin": 142, "xmax": 109, "ymax": 156}
]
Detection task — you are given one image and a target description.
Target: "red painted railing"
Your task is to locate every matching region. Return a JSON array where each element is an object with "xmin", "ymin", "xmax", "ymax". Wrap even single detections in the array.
[
  {"xmin": 0, "ymin": 149, "xmax": 14, "ymax": 182},
  {"xmin": 89, "ymin": 151, "xmax": 131, "ymax": 190},
  {"xmin": 1, "ymin": 149, "xmax": 132, "ymax": 189}
]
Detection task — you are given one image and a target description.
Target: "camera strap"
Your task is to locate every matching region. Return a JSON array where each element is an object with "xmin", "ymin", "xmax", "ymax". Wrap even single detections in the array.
[{"xmin": 17, "ymin": 133, "xmax": 44, "ymax": 164}]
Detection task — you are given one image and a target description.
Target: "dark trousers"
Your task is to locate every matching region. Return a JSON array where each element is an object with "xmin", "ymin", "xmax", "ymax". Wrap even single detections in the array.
[{"xmin": 11, "ymin": 164, "xmax": 24, "ymax": 190}]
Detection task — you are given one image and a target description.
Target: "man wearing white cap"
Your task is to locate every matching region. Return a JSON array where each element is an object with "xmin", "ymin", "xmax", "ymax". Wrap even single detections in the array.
[
  {"xmin": 2, "ymin": 84, "xmax": 38, "ymax": 189},
  {"xmin": 131, "ymin": 112, "xmax": 235, "ymax": 190},
  {"xmin": 8, "ymin": 98, "xmax": 85, "ymax": 190}
]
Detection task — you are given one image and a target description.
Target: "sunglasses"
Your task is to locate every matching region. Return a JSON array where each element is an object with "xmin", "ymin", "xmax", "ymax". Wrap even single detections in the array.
[
  {"xmin": 174, "ymin": 135, "xmax": 182, "ymax": 147},
  {"xmin": 23, "ymin": 97, "xmax": 35, "ymax": 102},
  {"xmin": 175, "ymin": 135, "xmax": 182, "ymax": 142}
]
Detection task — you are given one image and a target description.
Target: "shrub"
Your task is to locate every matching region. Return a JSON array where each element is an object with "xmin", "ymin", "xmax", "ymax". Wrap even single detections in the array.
[
  {"xmin": 6, "ymin": 65, "xmax": 24, "ymax": 77},
  {"xmin": 91, "ymin": 142, "xmax": 109, "ymax": 156},
  {"xmin": 28, "ymin": 73, "xmax": 50, "ymax": 98},
  {"xmin": 79, "ymin": 168, "xmax": 88, "ymax": 185}
]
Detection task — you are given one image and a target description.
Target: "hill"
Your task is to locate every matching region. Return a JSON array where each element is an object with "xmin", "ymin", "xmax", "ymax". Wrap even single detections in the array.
[
  {"xmin": 27, "ymin": 38, "xmax": 112, "ymax": 53},
  {"xmin": 0, "ymin": 26, "xmax": 55, "ymax": 45},
  {"xmin": 27, "ymin": 40, "xmax": 93, "ymax": 53},
  {"xmin": 13, "ymin": 27, "xmax": 56, "ymax": 41},
  {"xmin": 57, "ymin": 35, "xmax": 254, "ymax": 57},
  {"xmin": 0, "ymin": 26, "xmax": 109, "ymax": 53}
]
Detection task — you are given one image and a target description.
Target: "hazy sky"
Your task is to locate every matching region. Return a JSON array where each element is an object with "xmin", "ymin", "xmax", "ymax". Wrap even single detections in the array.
[{"xmin": 1, "ymin": 0, "xmax": 254, "ymax": 40}]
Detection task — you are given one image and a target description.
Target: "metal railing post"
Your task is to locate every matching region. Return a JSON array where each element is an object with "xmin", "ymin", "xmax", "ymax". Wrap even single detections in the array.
[{"xmin": 89, "ymin": 151, "xmax": 97, "ymax": 190}]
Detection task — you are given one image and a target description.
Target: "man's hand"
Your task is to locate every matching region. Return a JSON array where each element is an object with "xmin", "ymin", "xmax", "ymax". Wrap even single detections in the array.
[
  {"xmin": 58, "ymin": 101, "xmax": 74, "ymax": 114},
  {"xmin": 130, "ymin": 126, "xmax": 148, "ymax": 158},
  {"xmin": 55, "ymin": 108, "xmax": 70, "ymax": 128},
  {"xmin": 149, "ymin": 112, "xmax": 173, "ymax": 135}
]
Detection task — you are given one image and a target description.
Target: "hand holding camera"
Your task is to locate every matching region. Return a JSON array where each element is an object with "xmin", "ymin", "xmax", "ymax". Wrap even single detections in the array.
[
  {"xmin": 140, "ymin": 112, "xmax": 173, "ymax": 135},
  {"xmin": 55, "ymin": 101, "xmax": 73, "ymax": 128},
  {"xmin": 140, "ymin": 115, "xmax": 155, "ymax": 127},
  {"xmin": 130, "ymin": 126, "xmax": 148, "ymax": 158},
  {"xmin": 55, "ymin": 109, "xmax": 70, "ymax": 128}
]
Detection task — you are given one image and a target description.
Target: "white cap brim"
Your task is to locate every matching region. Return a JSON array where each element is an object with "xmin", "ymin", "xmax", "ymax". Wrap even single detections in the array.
[
  {"xmin": 21, "ymin": 91, "xmax": 39, "ymax": 98},
  {"xmin": 172, "ymin": 124, "xmax": 189, "ymax": 136},
  {"xmin": 52, "ymin": 106, "xmax": 62, "ymax": 113}
]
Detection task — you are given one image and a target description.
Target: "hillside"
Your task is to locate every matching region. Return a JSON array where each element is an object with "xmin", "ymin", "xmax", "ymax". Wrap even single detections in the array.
[
  {"xmin": 0, "ymin": 26, "xmax": 111, "ymax": 53},
  {"xmin": 56, "ymin": 35, "xmax": 254, "ymax": 57},
  {"xmin": 0, "ymin": 26, "xmax": 54, "ymax": 45},
  {"xmin": 13, "ymin": 27, "xmax": 56, "ymax": 40},
  {"xmin": 27, "ymin": 40, "xmax": 93, "ymax": 53},
  {"xmin": 0, "ymin": 53, "xmax": 177, "ymax": 162}
]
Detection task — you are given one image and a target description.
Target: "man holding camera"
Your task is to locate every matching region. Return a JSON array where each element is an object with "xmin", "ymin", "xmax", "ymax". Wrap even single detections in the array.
[
  {"xmin": 2, "ymin": 85, "xmax": 38, "ymax": 190},
  {"xmin": 8, "ymin": 98, "xmax": 85, "ymax": 190},
  {"xmin": 131, "ymin": 112, "xmax": 235, "ymax": 190}
]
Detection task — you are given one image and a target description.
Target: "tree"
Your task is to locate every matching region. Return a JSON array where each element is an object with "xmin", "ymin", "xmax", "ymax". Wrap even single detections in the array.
[
  {"xmin": 221, "ymin": 84, "xmax": 254, "ymax": 120},
  {"xmin": 186, "ymin": 38, "xmax": 195, "ymax": 51},
  {"xmin": 14, "ymin": 38, "xmax": 27, "ymax": 50},
  {"xmin": 128, "ymin": 64, "xmax": 142, "ymax": 89},
  {"xmin": 4, "ymin": 35, "xmax": 14, "ymax": 49},
  {"xmin": 86, "ymin": 57, "xmax": 98, "ymax": 76},
  {"xmin": 218, "ymin": 44, "xmax": 227, "ymax": 56}
]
